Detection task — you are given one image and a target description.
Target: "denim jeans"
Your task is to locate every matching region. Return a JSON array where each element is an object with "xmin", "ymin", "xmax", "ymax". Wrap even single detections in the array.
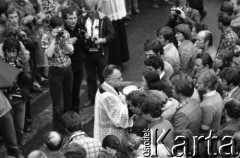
[
  {"xmin": 85, "ymin": 52, "xmax": 107, "ymax": 103},
  {"xmin": 11, "ymin": 97, "xmax": 26, "ymax": 147},
  {"xmin": 0, "ymin": 111, "xmax": 21, "ymax": 157},
  {"xmin": 49, "ymin": 66, "xmax": 73, "ymax": 131}
]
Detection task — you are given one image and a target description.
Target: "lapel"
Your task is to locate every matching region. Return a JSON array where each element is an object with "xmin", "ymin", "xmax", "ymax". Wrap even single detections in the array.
[{"xmin": 230, "ymin": 87, "xmax": 240, "ymax": 99}]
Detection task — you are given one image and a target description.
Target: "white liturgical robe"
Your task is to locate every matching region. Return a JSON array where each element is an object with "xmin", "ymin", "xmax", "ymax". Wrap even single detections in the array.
[{"xmin": 94, "ymin": 82, "xmax": 133, "ymax": 142}]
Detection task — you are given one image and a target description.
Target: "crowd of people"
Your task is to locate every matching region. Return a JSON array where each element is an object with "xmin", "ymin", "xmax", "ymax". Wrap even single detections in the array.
[{"xmin": 1, "ymin": 0, "xmax": 240, "ymax": 157}]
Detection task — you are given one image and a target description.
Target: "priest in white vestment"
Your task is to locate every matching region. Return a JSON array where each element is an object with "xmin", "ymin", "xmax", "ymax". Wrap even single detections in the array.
[{"xmin": 94, "ymin": 65, "xmax": 133, "ymax": 142}]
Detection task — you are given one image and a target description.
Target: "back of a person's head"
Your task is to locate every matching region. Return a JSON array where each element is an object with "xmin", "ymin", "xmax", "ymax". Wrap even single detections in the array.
[
  {"xmin": 143, "ymin": 71, "xmax": 161, "ymax": 90},
  {"xmin": 218, "ymin": 12, "xmax": 231, "ymax": 27},
  {"xmin": 140, "ymin": 96, "xmax": 163, "ymax": 118},
  {"xmin": 157, "ymin": 26, "xmax": 174, "ymax": 43},
  {"xmin": 171, "ymin": 73, "xmax": 194, "ymax": 97},
  {"xmin": 63, "ymin": 142, "xmax": 87, "ymax": 158},
  {"xmin": 49, "ymin": 15, "xmax": 64, "ymax": 29},
  {"xmin": 175, "ymin": 24, "xmax": 192, "ymax": 40},
  {"xmin": 28, "ymin": 150, "xmax": 47, "ymax": 158},
  {"xmin": 193, "ymin": 23, "xmax": 208, "ymax": 34},
  {"xmin": 102, "ymin": 135, "xmax": 120, "ymax": 149},
  {"xmin": 61, "ymin": 111, "xmax": 82, "ymax": 133},
  {"xmin": 144, "ymin": 55, "xmax": 164, "ymax": 70},
  {"xmin": 147, "ymin": 90, "xmax": 168, "ymax": 104},
  {"xmin": 125, "ymin": 90, "xmax": 147, "ymax": 107},
  {"xmin": 219, "ymin": 67, "xmax": 239, "ymax": 86},
  {"xmin": 144, "ymin": 39, "xmax": 163, "ymax": 55},
  {"xmin": 220, "ymin": 1, "xmax": 234, "ymax": 15},
  {"xmin": 123, "ymin": 133, "xmax": 143, "ymax": 151},
  {"xmin": 196, "ymin": 53, "xmax": 213, "ymax": 68},
  {"xmin": 103, "ymin": 64, "xmax": 120, "ymax": 80},
  {"xmin": 43, "ymin": 131, "xmax": 62, "ymax": 151},
  {"xmin": 224, "ymin": 99, "xmax": 240, "ymax": 119}
]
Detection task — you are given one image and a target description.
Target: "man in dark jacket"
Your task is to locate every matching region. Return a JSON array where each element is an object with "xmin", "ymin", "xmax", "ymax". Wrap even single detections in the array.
[
  {"xmin": 81, "ymin": 0, "xmax": 115, "ymax": 107},
  {"xmin": 63, "ymin": 6, "xmax": 87, "ymax": 113},
  {"xmin": 167, "ymin": 0, "xmax": 201, "ymax": 28}
]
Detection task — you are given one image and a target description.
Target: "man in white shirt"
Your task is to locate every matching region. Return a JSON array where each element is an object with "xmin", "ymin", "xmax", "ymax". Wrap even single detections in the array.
[
  {"xmin": 94, "ymin": 65, "xmax": 133, "ymax": 142},
  {"xmin": 82, "ymin": 0, "xmax": 115, "ymax": 107}
]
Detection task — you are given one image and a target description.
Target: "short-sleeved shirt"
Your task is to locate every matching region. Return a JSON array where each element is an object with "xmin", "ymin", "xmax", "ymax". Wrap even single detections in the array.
[{"xmin": 41, "ymin": 30, "xmax": 73, "ymax": 68}]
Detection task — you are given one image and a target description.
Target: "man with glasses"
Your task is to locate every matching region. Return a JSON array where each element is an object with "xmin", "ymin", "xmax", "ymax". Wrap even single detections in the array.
[
  {"xmin": 81, "ymin": 0, "xmax": 115, "ymax": 108},
  {"xmin": 94, "ymin": 65, "xmax": 133, "ymax": 143}
]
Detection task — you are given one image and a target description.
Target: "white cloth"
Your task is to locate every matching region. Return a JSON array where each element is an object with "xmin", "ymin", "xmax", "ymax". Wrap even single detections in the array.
[
  {"xmin": 99, "ymin": 0, "xmax": 127, "ymax": 21},
  {"xmin": 85, "ymin": 18, "xmax": 100, "ymax": 39},
  {"xmin": 94, "ymin": 82, "xmax": 133, "ymax": 143}
]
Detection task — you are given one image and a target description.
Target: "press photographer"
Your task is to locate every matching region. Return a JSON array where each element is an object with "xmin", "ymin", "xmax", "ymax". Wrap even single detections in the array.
[
  {"xmin": 81, "ymin": 0, "xmax": 115, "ymax": 107},
  {"xmin": 166, "ymin": 0, "xmax": 201, "ymax": 28},
  {"xmin": 63, "ymin": 6, "xmax": 87, "ymax": 113},
  {"xmin": 41, "ymin": 15, "xmax": 74, "ymax": 131}
]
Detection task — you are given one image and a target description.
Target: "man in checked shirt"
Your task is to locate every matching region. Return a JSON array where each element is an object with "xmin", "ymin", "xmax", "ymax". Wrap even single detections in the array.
[{"xmin": 41, "ymin": 15, "xmax": 74, "ymax": 132}]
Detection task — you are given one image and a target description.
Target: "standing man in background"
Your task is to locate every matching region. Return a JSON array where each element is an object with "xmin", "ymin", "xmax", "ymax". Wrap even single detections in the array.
[
  {"xmin": 63, "ymin": 6, "xmax": 86, "ymax": 113},
  {"xmin": 81, "ymin": 0, "xmax": 115, "ymax": 107}
]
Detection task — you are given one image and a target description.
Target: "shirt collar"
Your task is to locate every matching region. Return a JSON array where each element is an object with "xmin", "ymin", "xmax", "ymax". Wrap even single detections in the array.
[
  {"xmin": 203, "ymin": 90, "xmax": 216, "ymax": 98},
  {"xmin": 159, "ymin": 71, "xmax": 165, "ymax": 80},
  {"xmin": 163, "ymin": 43, "xmax": 171, "ymax": 51},
  {"xmin": 177, "ymin": 97, "xmax": 193, "ymax": 110},
  {"xmin": 222, "ymin": 27, "xmax": 232, "ymax": 35},
  {"xmin": 70, "ymin": 131, "xmax": 86, "ymax": 139},
  {"xmin": 228, "ymin": 86, "xmax": 239, "ymax": 97}
]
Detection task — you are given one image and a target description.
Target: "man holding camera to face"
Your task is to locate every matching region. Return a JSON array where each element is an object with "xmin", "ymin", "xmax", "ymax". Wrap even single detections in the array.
[
  {"xmin": 167, "ymin": 0, "xmax": 201, "ymax": 29},
  {"xmin": 81, "ymin": 0, "xmax": 115, "ymax": 107},
  {"xmin": 41, "ymin": 15, "xmax": 74, "ymax": 132}
]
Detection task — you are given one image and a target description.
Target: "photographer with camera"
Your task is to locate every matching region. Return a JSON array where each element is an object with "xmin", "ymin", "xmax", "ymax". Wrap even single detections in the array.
[
  {"xmin": 41, "ymin": 15, "xmax": 74, "ymax": 132},
  {"xmin": 167, "ymin": 0, "xmax": 201, "ymax": 29},
  {"xmin": 63, "ymin": 6, "xmax": 87, "ymax": 113},
  {"xmin": 81, "ymin": 0, "xmax": 115, "ymax": 107}
]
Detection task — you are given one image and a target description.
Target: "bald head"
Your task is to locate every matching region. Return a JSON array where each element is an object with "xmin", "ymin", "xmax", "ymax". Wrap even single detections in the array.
[
  {"xmin": 195, "ymin": 30, "xmax": 213, "ymax": 50},
  {"xmin": 28, "ymin": 150, "xmax": 47, "ymax": 158},
  {"xmin": 199, "ymin": 30, "xmax": 213, "ymax": 46},
  {"xmin": 43, "ymin": 131, "xmax": 62, "ymax": 151}
]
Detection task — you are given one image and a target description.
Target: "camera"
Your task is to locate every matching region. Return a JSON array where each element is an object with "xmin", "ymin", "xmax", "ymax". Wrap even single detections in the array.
[
  {"xmin": 171, "ymin": 7, "xmax": 182, "ymax": 15},
  {"xmin": 77, "ymin": 29, "xmax": 87, "ymax": 40},
  {"xmin": 86, "ymin": 37, "xmax": 99, "ymax": 52},
  {"xmin": 56, "ymin": 28, "xmax": 64, "ymax": 37}
]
